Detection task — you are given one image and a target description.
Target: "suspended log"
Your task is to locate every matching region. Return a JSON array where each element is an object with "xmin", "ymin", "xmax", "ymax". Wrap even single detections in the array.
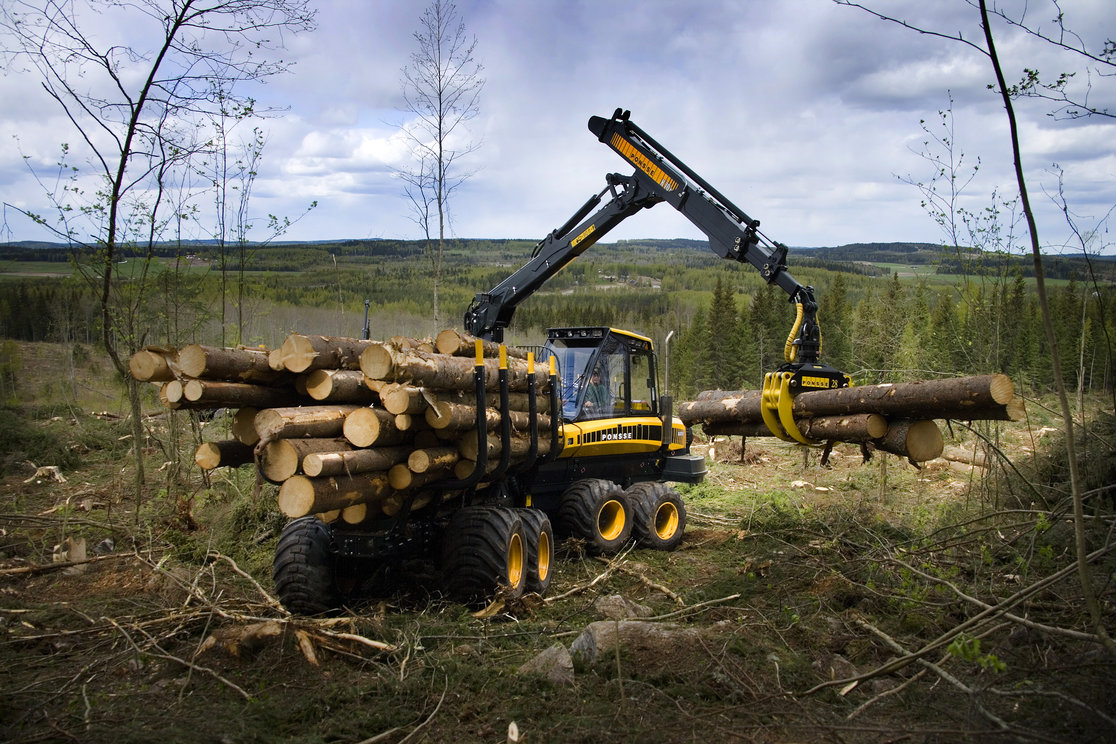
[
  {"xmin": 162, "ymin": 380, "xmax": 186, "ymax": 405},
  {"xmin": 254, "ymin": 404, "xmax": 363, "ymax": 441},
  {"xmin": 408, "ymin": 446, "xmax": 459, "ymax": 474},
  {"xmin": 176, "ymin": 344, "xmax": 281, "ymax": 384},
  {"xmin": 279, "ymin": 333, "xmax": 377, "ymax": 374},
  {"xmin": 342, "ymin": 407, "xmax": 411, "ymax": 448},
  {"xmin": 259, "ymin": 438, "xmax": 351, "ymax": 483},
  {"xmin": 873, "ymin": 419, "xmax": 944, "ymax": 462},
  {"xmin": 434, "ymin": 329, "xmax": 528, "ymax": 359},
  {"xmin": 129, "ymin": 348, "xmax": 176, "ymax": 382},
  {"xmin": 231, "ymin": 407, "xmax": 260, "ymax": 446},
  {"xmin": 277, "ymin": 472, "xmax": 392, "ymax": 518},
  {"xmin": 304, "ymin": 369, "xmax": 377, "ymax": 404},
  {"xmin": 302, "ymin": 445, "xmax": 412, "ymax": 478},
  {"xmin": 361, "ymin": 343, "xmax": 547, "ymax": 393},
  {"xmin": 195, "ymin": 440, "xmax": 254, "ymax": 470},
  {"xmin": 681, "ymin": 375, "xmax": 1017, "ymax": 426},
  {"xmin": 703, "ymin": 413, "xmax": 888, "ymax": 441},
  {"xmin": 183, "ymin": 379, "xmax": 303, "ymax": 409},
  {"xmin": 794, "ymin": 374, "xmax": 1015, "ymax": 420}
]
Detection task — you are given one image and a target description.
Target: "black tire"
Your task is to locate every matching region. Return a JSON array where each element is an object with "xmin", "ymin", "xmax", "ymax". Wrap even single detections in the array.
[
  {"xmin": 516, "ymin": 508, "xmax": 554, "ymax": 596},
  {"xmin": 273, "ymin": 517, "xmax": 340, "ymax": 616},
  {"xmin": 442, "ymin": 507, "xmax": 527, "ymax": 606},
  {"xmin": 627, "ymin": 482, "xmax": 687, "ymax": 551},
  {"xmin": 556, "ymin": 479, "xmax": 632, "ymax": 554}
]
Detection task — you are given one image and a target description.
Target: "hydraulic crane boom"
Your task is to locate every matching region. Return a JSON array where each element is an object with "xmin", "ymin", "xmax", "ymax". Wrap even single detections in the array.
[{"xmin": 464, "ymin": 108, "xmax": 827, "ymax": 373}]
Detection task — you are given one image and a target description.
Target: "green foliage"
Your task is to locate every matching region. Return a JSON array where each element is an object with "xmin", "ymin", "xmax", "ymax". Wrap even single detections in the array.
[{"xmin": 947, "ymin": 634, "xmax": 1007, "ymax": 673}]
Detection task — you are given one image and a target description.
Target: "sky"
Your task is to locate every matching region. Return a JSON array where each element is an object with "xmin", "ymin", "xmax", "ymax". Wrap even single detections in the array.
[{"xmin": 1, "ymin": 0, "xmax": 1114, "ymax": 254}]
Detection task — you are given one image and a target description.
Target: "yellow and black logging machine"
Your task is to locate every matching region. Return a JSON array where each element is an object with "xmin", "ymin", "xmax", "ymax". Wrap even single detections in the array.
[{"xmin": 273, "ymin": 108, "xmax": 849, "ymax": 613}]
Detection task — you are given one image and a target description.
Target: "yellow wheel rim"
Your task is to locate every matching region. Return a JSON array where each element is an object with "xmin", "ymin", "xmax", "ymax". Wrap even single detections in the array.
[
  {"xmin": 536, "ymin": 530, "xmax": 551, "ymax": 583},
  {"xmin": 597, "ymin": 499, "xmax": 626, "ymax": 541},
  {"xmin": 654, "ymin": 502, "xmax": 680, "ymax": 540},
  {"xmin": 507, "ymin": 532, "xmax": 525, "ymax": 589}
]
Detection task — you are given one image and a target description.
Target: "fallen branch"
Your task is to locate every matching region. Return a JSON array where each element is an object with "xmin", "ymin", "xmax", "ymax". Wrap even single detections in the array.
[
  {"xmin": 597, "ymin": 557, "xmax": 685, "ymax": 605},
  {"xmin": 0, "ymin": 552, "xmax": 133, "ymax": 577},
  {"xmin": 545, "ymin": 544, "xmax": 636, "ymax": 603},
  {"xmin": 105, "ymin": 616, "xmax": 251, "ymax": 700},
  {"xmin": 803, "ymin": 541, "xmax": 1116, "ymax": 696}
]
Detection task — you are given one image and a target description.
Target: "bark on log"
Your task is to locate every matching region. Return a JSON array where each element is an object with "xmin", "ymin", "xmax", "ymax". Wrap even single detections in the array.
[
  {"xmin": 195, "ymin": 440, "xmax": 254, "ymax": 470},
  {"xmin": 703, "ymin": 413, "xmax": 888, "ymax": 441},
  {"xmin": 277, "ymin": 472, "xmax": 392, "ymax": 518},
  {"xmin": 279, "ymin": 334, "xmax": 378, "ymax": 374},
  {"xmin": 302, "ymin": 445, "xmax": 412, "ymax": 478},
  {"xmin": 304, "ymin": 369, "xmax": 377, "ymax": 403},
  {"xmin": 342, "ymin": 407, "xmax": 410, "ymax": 448},
  {"xmin": 254, "ymin": 405, "xmax": 363, "ymax": 441},
  {"xmin": 259, "ymin": 438, "xmax": 351, "ymax": 483},
  {"xmin": 232, "ymin": 407, "xmax": 260, "ymax": 446},
  {"xmin": 408, "ymin": 446, "xmax": 460, "ymax": 474},
  {"xmin": 792, "ymin": 374, "xmax": 1014, "ymax": 420},
  {"xmin": 381, "ymin": 384, "xmax": 429, "ymax": 415},
  {"xmin": 361, "ymin": 343, "xmax": 547, "ymax": 393},
  {"xmin": 434, "ymin": 329, "xmax": 529, "ymax": 359},
  {"xmin": 382, "ymin": 491, "xmax": 436, "ymax": 517},
  {"xmin": 425, "ymin": 400, "xmax": 549, "ymax": 432},
  {"xmin": 457, "ymin": 430, "xmax": 550, "ymax": 461},
  {"xmin": 940, "ymin": 445, "xmax": 990, "ymax": 468},
  {"xmin": 176, "ymin": 344, "xmax": 280, "ymax": 384},
  {"xmin": 129, "ymin": 348, "xmax": 176, "ymax": 382},
  {"xmin": 162, "ymin": 380, "xmax": 186, "ymax": 405},
  {"xmin": 873, "ymin": 419, "xmax": 944, "ymax": 462},
  {"xmin": 184, "ymin": 379, "xmax": 303, "ymax": 409}
]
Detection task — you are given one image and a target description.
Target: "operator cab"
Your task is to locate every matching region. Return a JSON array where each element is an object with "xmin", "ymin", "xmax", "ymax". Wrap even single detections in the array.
[{"xmin": 543, "ymin": 327, "xmax": 658, "ymax": 423}]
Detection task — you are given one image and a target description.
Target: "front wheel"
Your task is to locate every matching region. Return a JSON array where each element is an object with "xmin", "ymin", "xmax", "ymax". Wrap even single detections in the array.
[{"xmin": 273, "ymin": 517, "xmax": 340, "ymax": 616}]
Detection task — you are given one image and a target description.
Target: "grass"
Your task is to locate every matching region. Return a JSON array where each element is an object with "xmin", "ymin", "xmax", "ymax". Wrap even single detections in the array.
[{"xmin": 0, "ymin": 341, "xmax": 1114, "ymax": 743}]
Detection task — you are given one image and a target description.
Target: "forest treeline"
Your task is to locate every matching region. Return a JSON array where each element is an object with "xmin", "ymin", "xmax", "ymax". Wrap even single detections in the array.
[{"xmin": 1, "ymin": 238, "xmax": 1112, "ymax": 400}]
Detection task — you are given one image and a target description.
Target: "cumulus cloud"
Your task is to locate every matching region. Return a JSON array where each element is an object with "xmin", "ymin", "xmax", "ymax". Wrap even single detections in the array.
[{"xmin": 1, "ymin": 0, "xmax": 1113, "ymax": 252}]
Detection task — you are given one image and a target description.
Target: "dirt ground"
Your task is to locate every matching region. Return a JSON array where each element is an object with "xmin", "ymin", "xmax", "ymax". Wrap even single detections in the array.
[{"xmin": 0, "ymin": 347, "xmax": 1113, "ymax": 743}]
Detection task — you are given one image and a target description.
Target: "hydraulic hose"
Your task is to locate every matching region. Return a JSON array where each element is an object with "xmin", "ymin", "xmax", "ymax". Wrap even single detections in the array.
[{"xmin": 784, "ymin": 302, "xmax": 804, "ymax": 363}]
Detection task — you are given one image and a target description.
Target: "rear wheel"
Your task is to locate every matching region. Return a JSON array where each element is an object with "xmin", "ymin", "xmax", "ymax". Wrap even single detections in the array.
[
  {"xmin": 442, "ymin": 507, "xmax": 527, "ymax": 606},
  {"xmin": 273, "ymin": 517, "xmax": 340, "ymax": 615},
  {"xmin": 556, "ymin": 479, "xmax": 632, "ymax": 554},
  {"xmin": 516, "ymin": 508, "xmax": 554, "ymax": 595},
  {"xmin": 627, "ymin": 482, "xmax": 686, "ymax": 551}
]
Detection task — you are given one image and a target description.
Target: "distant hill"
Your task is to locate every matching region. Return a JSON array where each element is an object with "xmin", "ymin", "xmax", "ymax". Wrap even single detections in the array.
[{"xmin": 3, "ymin": 238, "xmax": 1113, "ymax": 281}]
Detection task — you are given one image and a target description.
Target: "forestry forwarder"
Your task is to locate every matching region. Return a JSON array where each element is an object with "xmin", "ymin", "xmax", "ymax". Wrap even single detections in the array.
[{"xmin": 273, "ymin": 108, "xmax": 849, "ymax": 614}]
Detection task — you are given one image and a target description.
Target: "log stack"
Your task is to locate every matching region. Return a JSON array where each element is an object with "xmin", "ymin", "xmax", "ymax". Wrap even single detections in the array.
[
  {"xmin": 131, "ymin": 332, "xmax": 553, "ymax": 524},
  {"xmin": 679, "ymin": 374, "xmax": 1021, "ymax": 462}
]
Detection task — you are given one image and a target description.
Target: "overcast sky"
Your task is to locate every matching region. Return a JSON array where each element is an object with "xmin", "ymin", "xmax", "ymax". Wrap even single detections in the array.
[{"xmin": 2, "ymin": 0, "xmax": 1114, "ymax": 254}]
